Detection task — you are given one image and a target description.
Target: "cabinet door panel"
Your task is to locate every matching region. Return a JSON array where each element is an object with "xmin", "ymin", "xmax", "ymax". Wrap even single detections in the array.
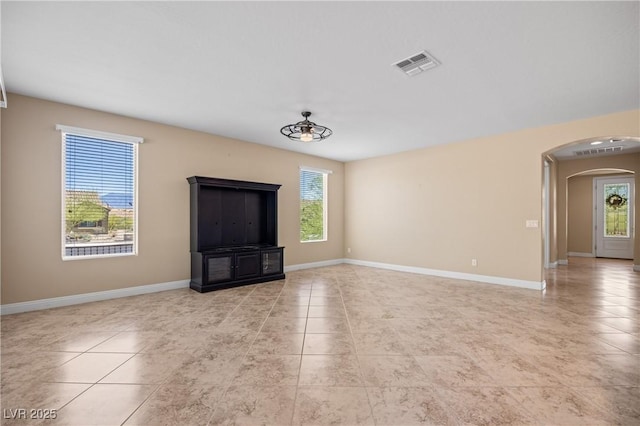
[
  {"xmin": 236, "ymin": 252, "xmax": 260, "ymax": 279},
  {"xmin": 261, "ymin": 249, "xmax": 283, "ymax": 275},
  {"xmin": 245, "ymin": 191, "xmax": 266, "ymax": 245},
  {"xmin": 206, "ymin": 255, "xmax": 234, "ymax": 283},
  {"xmin": 198, "ymin": 187, "xmax": 223, "ymax": 249},
  {"xmin": 221, "ymin": 189, "xmax": 246, "ymax": 246}
]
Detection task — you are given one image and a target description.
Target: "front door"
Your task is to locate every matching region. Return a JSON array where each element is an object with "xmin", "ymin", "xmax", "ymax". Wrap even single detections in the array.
[{"xmin": 595, "ymin": 176, "xmax": 635, "ymax": 259}]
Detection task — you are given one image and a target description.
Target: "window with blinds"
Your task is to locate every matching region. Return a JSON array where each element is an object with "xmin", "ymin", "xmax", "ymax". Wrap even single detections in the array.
[
  {"xmin": 58, "ymin": 125, "xmax": 142, "ymax": 259},
  {"xmin": 300, "ymin": 168, "xmax": 328, "ymax": 242}
]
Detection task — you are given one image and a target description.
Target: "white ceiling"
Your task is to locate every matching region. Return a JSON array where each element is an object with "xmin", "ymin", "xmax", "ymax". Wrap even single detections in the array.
[{"xmin": 2, "ymin": 1, "xmax": 639, "ymax": 162}]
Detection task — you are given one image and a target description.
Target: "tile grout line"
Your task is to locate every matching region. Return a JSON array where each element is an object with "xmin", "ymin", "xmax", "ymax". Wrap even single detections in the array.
[
  {"xmin": 204, "ymin": 284, "xmax": 267, "ymax": 426},
  {"xmin": 339, "ymin": 266, "xmax": 379, "ymax": 425},
  {"xmin": 205, "ymin": 278, "xmax": 299, "ymax": 426},
  {"xmin": 289, "ymin": 276, "xmax": 313, "ymax": 426},
  {"xmin": 118, "ymin": 335, "xmax": 188, "ymax": 425},
  {"xmin": 119, "ymin": 382, "xmax": 163, "ymax": 426},
  {"xmin": 120, "ymin": 289, "xmax": 258, "ymax": 425},
  {"xmin": 3, "ymin": 260, "xmax": 638, "ymax": 424},
  {"xmin": 51, "ymin": 352, "xmax": 140, "ymax": 421},
  {"xmin": 43, "ymin": 330, "xmax": 134, "ymax": 417}
]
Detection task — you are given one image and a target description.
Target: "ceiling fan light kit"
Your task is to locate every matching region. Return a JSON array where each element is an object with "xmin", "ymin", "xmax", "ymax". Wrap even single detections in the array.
[{"xmin": 280, "ymin": 111, "xmax": 333, "ymax": 142}]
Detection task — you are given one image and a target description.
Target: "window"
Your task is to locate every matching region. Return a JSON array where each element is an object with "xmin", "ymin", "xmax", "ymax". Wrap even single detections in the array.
[
  {"xmin": 300, "ymin": 167, "xmax": 329, "ymax": 242},
  {"xmin": 58, "ymin": 125, "xmax": 142, "ymax": 259},
  {"xmin": 603, "ymin": 182, "xmax": 630, "ymax": 237}
]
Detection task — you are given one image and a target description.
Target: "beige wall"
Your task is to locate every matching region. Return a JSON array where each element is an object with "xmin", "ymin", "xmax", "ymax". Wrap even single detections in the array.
[
  {"xmin": 567, "ymin": 175, "xmax": 594, "ymax": 254},
  {"xmin": 547, "ymin": 159, "xmax": 558, "ymax": 264},
  {"xmin": 0, "ymin": 101, "xmax": 2, "ymax": 304},
  {"xmin": 1, "ymin": 94, "xmax": 344, "ymax": 304},
  {"xmin": 345, "ymin": 110, "xmax": 640, "ymax": 283},
  {"xmin": 556, "ymin": 153, "xmax": 640, "ymax": 266},
  {"xmin": 2, "ymin": 94, "xmax": 638, "ymax": 304}
]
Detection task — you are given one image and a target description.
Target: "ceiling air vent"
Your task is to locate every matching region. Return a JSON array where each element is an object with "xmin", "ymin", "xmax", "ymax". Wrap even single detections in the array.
[
  {"xmin": 393, "ymin": 50, "xmax": 440, "ymax": 76},
  {"xmin": 574, "ymin": 146, "xmax": 623, "ymax": 156}
]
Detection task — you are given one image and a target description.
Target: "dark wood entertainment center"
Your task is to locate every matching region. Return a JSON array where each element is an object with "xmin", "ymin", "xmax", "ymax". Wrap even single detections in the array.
[{"xmin": 187, "ymin": 176, "xmax": 285, "ymax": 292}]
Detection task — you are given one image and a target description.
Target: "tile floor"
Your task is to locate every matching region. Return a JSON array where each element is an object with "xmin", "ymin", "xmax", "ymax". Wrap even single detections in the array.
[{"xmin": 1, "ymin": 258, "xmax": 638, "ymax": 425}]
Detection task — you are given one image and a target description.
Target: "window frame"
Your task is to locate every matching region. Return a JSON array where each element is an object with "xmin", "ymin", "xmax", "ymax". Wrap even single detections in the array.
[
  {"xmin": 58, "ymin": 125, "xmax": 143, "ymax": 260},
  {"xmin": 299, "ymin": 166, "xmax": 331, "ymax": 243}
]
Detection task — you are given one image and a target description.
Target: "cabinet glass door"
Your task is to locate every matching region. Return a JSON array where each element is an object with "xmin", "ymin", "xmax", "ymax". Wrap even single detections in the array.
[
  {"xmin": 206, "ymin": 255, "xmax": 233, "ymax": 283},
  {"xmin": 262, "ymin": 250, "xmax": 282, "ymax": 275}
]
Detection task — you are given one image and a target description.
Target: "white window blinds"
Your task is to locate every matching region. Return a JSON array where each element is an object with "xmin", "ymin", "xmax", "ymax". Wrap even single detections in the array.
[
  {"xmin": 300, "ymin": 168, "xmax": 329, "ymax": 242},
  {"xmin": 59, "ymin": 125, "xmax": 141, "ymax": 259}
]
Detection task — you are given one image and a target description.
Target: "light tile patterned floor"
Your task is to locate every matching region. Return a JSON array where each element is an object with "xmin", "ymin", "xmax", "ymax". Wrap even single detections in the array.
[{"xmin": 1, "ymin": 258, "xmax": 639, "ymax": 425}]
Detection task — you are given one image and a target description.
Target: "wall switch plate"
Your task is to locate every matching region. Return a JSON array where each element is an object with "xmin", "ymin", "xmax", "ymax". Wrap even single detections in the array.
[
  {"xmin": 526, "ymin": 220, "xmax": 539, "ymax": 228},
  {"xmin": 471, "ymin": 259, "xmax": 477, "ymax": 267}
]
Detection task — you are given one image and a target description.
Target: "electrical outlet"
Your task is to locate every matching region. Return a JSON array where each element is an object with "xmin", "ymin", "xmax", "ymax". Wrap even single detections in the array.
[
  {"xmin": 471, "ymin": 259, "xmax": 477, "ymax": 267},
  {"xmin": 347, "ymin": 248, "xmax": 351, "ymax": 253}
]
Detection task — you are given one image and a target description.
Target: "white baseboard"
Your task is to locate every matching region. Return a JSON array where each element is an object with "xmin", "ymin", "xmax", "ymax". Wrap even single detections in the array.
[
  {"xmin": 285, "ymin": 258, "xmax": 345, "ymax": 272},
  {"xmin": 634, "ymin": 265, "xmax": 640, "ymax": 272},
  {"xmin": 568, "ymin": 252, "xmax": 595, "ymax": 258},
  {"xmin": 557, "ymin": 259, "xmax": 569, "ymax": 265},
  {"xmin": 0, "ymin": 280, "xmax": 190, "ymax": 316},
  {"xmin": 545, "ymin": 262, "xmax": 558, "ymax": 269},
  {"xmin": 343, "ymin": 259, "xmax": 544, "ymax": 290},
  {"xmin": 1, "ymin": 256, "xmax": 554, "ymax": 315}
]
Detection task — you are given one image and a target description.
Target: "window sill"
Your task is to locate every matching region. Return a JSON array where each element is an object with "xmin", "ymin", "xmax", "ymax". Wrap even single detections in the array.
[{"xmin": 62, "ymin": 252, "xmax": 137, "ymax": 261}]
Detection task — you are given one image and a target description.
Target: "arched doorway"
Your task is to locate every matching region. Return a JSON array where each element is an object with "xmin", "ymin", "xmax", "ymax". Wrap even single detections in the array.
[{"xmin": 542, "ymin": 136, "xmax": 639, "ymax": 272}]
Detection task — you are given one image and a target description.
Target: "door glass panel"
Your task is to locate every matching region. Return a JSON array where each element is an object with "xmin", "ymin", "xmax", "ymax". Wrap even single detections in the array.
[{"xmin": 603, "ymin": 183, "xmax": 629, "ymax": 237}]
